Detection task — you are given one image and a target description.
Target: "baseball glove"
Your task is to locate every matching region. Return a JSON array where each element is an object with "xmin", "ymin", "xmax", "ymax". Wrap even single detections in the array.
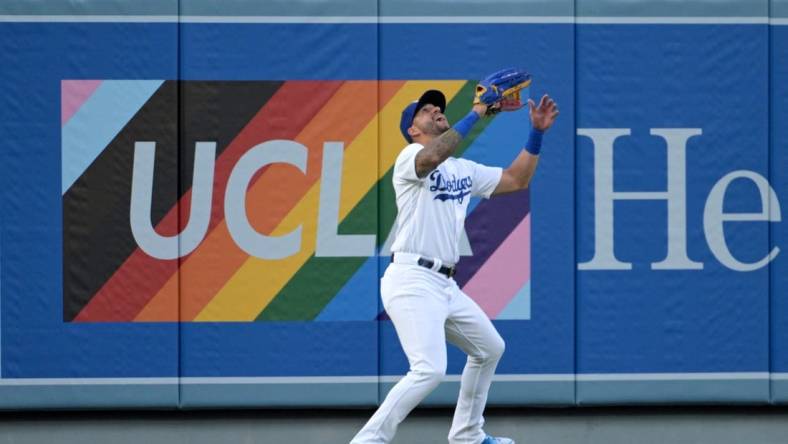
[{"xmin": 473, "ymin": 68, "xmax": 532, "ymax": 115}]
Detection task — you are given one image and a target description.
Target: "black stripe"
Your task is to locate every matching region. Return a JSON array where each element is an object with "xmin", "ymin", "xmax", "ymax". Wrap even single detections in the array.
[
  {"xmin": 63, "ymin": 81, "xmax": 283, "ymax": 321},
  {"xmin": 178, "ymin": 82, "xmax": 283, "ymax": 209}
]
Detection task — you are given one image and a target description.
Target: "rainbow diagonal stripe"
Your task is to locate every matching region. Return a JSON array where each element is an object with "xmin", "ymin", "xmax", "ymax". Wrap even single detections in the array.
[{"xmin": 61, "ymin": 80, "xmax": 530, "ymax": 322}]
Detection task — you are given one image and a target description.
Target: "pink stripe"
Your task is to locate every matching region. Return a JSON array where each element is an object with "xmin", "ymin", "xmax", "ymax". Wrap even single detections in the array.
[
  {"xmin": 461, "ymin": 214, "xmax": 530, "ymax": 318},
  {"xmin": 61, "ymin": 80, "xmax": 102, "ymax": 126}
]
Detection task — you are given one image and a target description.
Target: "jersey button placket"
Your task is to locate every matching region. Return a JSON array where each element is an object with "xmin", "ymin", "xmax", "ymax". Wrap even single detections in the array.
[{"xmin": 454, "ymin": 201, "xmax": 464, "ymax": 248}]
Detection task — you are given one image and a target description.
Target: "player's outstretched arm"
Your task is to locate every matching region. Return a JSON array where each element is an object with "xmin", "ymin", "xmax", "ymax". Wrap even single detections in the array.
[
  {"xmin": 414, "ymin": 104, "xmax": 488, "ymax": 178},
  {"xmin": 492, "ymin": 94, "xmax": 559, "ymax": 196}
]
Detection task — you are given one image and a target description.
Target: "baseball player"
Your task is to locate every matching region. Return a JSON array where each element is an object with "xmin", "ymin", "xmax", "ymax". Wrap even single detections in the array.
[{"xmin": 351, "ymin": 70, "xmax": 558, "ymax": 444}]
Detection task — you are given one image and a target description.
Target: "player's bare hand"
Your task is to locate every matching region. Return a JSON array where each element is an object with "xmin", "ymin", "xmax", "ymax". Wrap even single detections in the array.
[
  {"xmin": 528, "ymin": 94, "xmax": 559, "ymax": 131},
  {"xmin": 472, "ymin": 103, "xmax": 489, "ymax": 117}
]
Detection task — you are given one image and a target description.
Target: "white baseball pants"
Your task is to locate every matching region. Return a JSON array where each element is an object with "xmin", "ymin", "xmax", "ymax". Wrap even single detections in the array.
[{"xmin": 350, "ymin": 261, "xmax": 506, "ymax": 444}]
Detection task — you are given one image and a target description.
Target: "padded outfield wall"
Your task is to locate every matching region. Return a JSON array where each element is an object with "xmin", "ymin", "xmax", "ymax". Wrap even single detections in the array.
[{"xmin": 0, "ymin": 0, "xmax": 785, "ymax": 409}]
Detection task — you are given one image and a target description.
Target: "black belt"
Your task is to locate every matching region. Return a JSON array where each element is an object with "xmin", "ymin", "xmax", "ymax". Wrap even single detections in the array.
[{"xmin": 391, "ymin": 253, "xmax": 457, "ymax": 278}]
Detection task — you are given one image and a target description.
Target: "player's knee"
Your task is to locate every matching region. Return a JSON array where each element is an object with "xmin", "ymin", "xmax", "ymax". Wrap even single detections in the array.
[
  {"xmin": 412, "ymin": 364, "xmax": 446, "ymax": 387},
  {"xmin": 469, "ymin": 334, "xmax": 505, "ymax": 363},
  {"xmin": 487, "ymin": 334, "xmax": 506, "ymax": 361},
  {"xmin": 427, "ymin": 369, "xmax": 446, "ymax": 388}
]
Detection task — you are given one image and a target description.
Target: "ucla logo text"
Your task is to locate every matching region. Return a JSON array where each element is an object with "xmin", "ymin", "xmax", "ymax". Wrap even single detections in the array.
[{"xmin": 129, "ymin": 140, "xmax": 476, "ymax": 261}]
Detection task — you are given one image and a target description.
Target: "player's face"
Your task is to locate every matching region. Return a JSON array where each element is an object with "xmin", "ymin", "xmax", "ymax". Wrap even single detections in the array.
[{"xmin": 411, "ymin": 104, "xmax": 450, "ymax": 137}]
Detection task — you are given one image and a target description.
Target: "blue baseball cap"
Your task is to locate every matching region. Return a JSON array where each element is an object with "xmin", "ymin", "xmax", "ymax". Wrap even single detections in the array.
[{"xmin": 399, "ymin": 89, "xmax": 447, "ymax": 143}]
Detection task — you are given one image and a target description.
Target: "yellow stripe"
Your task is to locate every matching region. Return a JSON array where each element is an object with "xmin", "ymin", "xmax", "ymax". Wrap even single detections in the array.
[{"xmin": 196, "ymin": 81, "xmax": 466, "ymax": 321}]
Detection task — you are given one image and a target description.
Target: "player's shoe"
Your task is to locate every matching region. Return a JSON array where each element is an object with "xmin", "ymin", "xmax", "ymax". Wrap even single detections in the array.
[{"xmin": 481, "ymin": 436, "xmax": 515, "ymax": 444}]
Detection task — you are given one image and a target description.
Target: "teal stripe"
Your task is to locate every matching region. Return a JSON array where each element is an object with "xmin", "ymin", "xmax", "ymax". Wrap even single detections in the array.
[
  {"xmin": 771, "ymin": 379, "xmax": 788, "ymax": 404},
  {"xmin": 0, "ymin": 384, "xmax": 177, "ymax": 409},
  {"xmin": 181, "ymin": 383, "xmax": 378, "ymax": 407},
  {"xmin": 184, "ymin": 380, "xmax": 574, "ymax": 407},
  {"xmin": 182, "ymin": 0, "xmax": 377, "ymax": 16},
  {"xmin": 5, "ymin": 0, "xmax": 785, "ymax": 19},
  {"xmin": 0, "ymin": 379, "xmax": 573, "ymax": 409},
  {"xmin": 576, "ymin": 0, "xmax": 769, "ymax": 18},
  {"xmin": 3, "ymin": 378, "xmax": 782, "ymax": 408},
  {"xmin": 774, "ymin": 0, "xmax": 788, "ymax": 18},
  {"xmin": 61, "ymin": 80, "xmax": 163, "ymax": 194},
  {"xmin": 381, "ymin": 380, "xmax": 575, "ymax": 406},
  {"xmin": 577, "ymin": 379, "xmax": 770, "ymax": 404},
  {"xmin": 0, "ymin": 0, "xmax": 177, "ymax": 15},
  {"xmin": 380, "ymin": 0, "xmax": 573, "ymax": 17}
]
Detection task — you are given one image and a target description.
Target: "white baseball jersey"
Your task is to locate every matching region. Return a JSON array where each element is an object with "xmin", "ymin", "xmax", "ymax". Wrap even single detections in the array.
[{"xmin": 390, "ymin": 143, "xmax": 503, "ymax": 266}]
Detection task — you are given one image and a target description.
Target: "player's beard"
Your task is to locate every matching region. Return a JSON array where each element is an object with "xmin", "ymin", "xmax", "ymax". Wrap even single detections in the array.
[{"xmin": 435, "ymin": 116, "xmax": 451, "ymax": 134}]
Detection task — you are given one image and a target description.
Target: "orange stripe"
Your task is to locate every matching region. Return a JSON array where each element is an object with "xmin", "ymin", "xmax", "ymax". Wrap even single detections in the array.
[{"xmin": 135, "ymin": 81, "xmax": 405, "ymax": 321}]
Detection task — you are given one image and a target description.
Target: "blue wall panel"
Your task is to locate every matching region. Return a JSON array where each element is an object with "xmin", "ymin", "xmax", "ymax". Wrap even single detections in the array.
[
  {"xmin": 575, "ymin": 11, "xmax": 771, "ymax": 402},
  {"xmin": 0, "ymin": 0, "xmax": 785, "ymax": 409},
  {"xmin": 770, "ymin": 0, "xmax": 788, "ymax": 404},
  {"xmin": 0, "ymin": 15, "xmax": 180, "ymax": 407}
]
